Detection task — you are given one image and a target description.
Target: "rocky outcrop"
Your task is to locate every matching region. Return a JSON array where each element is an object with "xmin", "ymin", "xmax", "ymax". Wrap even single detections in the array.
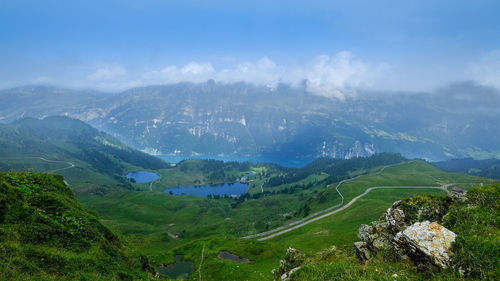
[
  {"xmin": 354, "ymin": 199, "xmax": 457, "ymax": 269},
  {"xmin": 354, "ymin": 241, "xmax": 371, "ymax": 263},
  {"xmin": 382, "ymin": 200, "xmax": 408, "ymax": 233},
  {"xmin": 273, "ymin": 248, "xmax": 305, "ymax": 281},
  {"xmin": 393, "ymin": 221, "xmax": 455, "ymax": 268},
  {"xmin": 354, "ymin": 200, "xmax": 408, "ymax": 262},
  {"xmin": 448, "ymin": 187, "xmax": 467, "ymax": 202}
]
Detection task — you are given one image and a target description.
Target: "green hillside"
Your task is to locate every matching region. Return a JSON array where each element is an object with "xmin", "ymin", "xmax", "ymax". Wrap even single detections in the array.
[
  {"xmin": 0, "ymin": 172, "xmax": 155, "ymax": 280},
  {"xmin": 0, "ymin": 116, "xmax": 169, "ymax": 192}
]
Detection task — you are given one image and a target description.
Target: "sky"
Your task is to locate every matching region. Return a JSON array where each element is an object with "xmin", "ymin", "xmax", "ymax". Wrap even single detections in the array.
[{"xmin": 1, "ymin": 0, "xmax": 499, "ymax": 95}]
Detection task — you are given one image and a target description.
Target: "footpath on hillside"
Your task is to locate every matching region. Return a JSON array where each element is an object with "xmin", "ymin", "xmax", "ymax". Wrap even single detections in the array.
[{"xmin": 244, "ymin": 161, "xmax": 451, "ymax": 241}]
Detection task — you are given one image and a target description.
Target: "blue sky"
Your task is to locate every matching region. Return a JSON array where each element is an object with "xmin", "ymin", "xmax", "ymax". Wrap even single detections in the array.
[{"xmin": 1, "ymin": 0, "xmax": 499, "ymax": 93}]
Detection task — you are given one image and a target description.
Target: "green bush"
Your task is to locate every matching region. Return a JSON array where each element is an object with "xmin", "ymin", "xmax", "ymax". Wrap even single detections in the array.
[{"xmin": 400, "ymin": 194, "xmax": 452, "ymax": 224}]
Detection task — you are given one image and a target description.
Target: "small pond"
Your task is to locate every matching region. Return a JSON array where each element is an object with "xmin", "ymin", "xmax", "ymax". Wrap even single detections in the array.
[
  {"xmin": 125, "ymin": 171, "xmax": 159, "ymax": 183},
  {"xmin": 163, "ymin": 182, "xmax": 248, "ymax": 197},
  {"xmin": 218, "ymin": 251, "xmax": 251, "ymax": 263},
  {"xmin": 156, "ymin": 255, "xmax": 193, "ymax": 280}
]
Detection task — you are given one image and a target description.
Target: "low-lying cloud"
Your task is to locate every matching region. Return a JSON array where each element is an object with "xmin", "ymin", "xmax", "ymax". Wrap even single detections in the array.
[
  {"xmin": 128, "ymin": 51, "xmax": 388, "ymax": 100},
  {"xmin": 5, "ymin": 50, "xmax": 498, "ymax": 98}
]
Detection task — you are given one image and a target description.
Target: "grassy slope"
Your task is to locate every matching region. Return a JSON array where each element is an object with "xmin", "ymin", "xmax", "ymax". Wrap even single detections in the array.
[
  {"xmin": 0, "ymin": 116, "xmax": 170, "ymax": 193},
  {"xmin": 0, "ymin": 172, "xmax": 155, "ymax": 281}
]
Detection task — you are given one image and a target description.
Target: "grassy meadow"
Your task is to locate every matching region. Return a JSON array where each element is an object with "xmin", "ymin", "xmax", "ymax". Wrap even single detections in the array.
[{"xmin": 77, "ymin": 160, "xmax": 494, "ymax": 280}]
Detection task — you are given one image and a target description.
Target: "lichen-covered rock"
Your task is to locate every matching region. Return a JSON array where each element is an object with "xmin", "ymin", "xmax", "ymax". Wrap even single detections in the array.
[
  {"xmin": 357, "ymin": 224, "xmax": 374, "ymax": 241},
  {"xmin": 448, "ymin": 187, "xmax": 467, "ymax": 202},
  {"xmin": 355, "ymin": 218, "xmax": 396, "ymax": 263},
  {"xmin": 393, "ymin": 221, "xmax": 456, "ymax": 268},
  {"xmin": 383, "ymin": 200, "xmax": 407, "ymax": 233},
  {"xmin": 371, "ymin": 220, "xmax": 390, "ymax": 232},
  {"xmin": 372, "ymin": 235, "xmax": 391, "ymax": 250},
  {"xmin": 354, "ymin": 198, "xmax": 458, "ymax": 268},
  {"xmin": 354, "ymin": 241, "xmax": 371, "ymax": 264}
]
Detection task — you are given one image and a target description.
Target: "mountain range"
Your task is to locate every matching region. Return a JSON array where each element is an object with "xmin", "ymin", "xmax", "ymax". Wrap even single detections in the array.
[{"xmin": 1, "ymin": 81, "xmax": 499, "ymax": 162}]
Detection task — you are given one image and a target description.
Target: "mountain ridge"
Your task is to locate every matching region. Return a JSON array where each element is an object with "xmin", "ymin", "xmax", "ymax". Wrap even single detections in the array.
[{"xmin": 1, "ymin": 81, "xmax": 499, "ymax": 161}]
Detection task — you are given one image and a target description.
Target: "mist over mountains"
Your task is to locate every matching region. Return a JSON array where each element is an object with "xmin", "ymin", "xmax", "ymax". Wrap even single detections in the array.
[{"xmin": 1, "ymin": 80, "xmax": 499, "ymax": 162}]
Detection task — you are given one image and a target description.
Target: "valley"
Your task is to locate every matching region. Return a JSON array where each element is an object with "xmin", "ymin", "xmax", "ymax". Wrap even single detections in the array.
[{"xmin": 0, "ymin": 116, "xmax": 497, "ymax": 280}]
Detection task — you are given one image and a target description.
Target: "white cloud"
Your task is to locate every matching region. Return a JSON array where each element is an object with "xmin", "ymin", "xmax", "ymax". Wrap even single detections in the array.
[
  {"xmin": 181, "ymin": 62, "xmax": 214, "ymax": 76},
  {"xmin": 131, "ymin": 52, "xmax": 390, "ymax": 99},
  {"xmin": 140, "ymin": 62, "xmax": 216, "ymax": 84},
  {"xmin": 4, "ymin": 51, "xmax": 499, "ymax": 95},
  {"xmin": 87, "ymin": 66, "xmax": 126, "ymax": 81},
  {"xmin": 299, "ymin": 52, "xmax": 389, "ymax": 99}
]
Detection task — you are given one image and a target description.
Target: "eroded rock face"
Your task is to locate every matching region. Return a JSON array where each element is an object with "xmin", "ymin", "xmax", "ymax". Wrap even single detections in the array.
[
  {"xmin": 383, "ymin": 200, "xmax": 407, "ymax": 233},
  {"xmin": 357, "ymin": 223, "xmax": 392, "ymax": 250},
  {"xmin": 357, "ymin": 224, "xmax": 374, "ymax": 241},
  {"xmin": 394, "ymin": 221, "xmax": 456, "ymax": 268},
  {"xmin": 354, "ymin": 241, "xmax": 371, "ymax": 264}
]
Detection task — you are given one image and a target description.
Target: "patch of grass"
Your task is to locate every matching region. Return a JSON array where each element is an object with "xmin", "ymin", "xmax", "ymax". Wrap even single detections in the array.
[
  {"xmin": 442, "ymin": 184, "xmax": 500, "ymax": 279},
  {"xmin": 400, "ymin": 194, "xmax": 452, "ymax": 224}
]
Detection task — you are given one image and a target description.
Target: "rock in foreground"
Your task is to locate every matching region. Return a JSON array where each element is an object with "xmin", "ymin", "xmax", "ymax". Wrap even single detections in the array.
[
  {"xmin": 354, "ymin": 196, "xmax": 458, "ymax": 269},
  {"xmin": 394, "ymin": 221, "xmax": 456, "ymax": 268}
]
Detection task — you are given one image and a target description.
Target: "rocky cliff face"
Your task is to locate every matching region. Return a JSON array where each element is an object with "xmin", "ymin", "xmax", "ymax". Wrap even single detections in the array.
[{"xmin": 2, "ymin": 82, "xmax": 500, "ymax": 161}]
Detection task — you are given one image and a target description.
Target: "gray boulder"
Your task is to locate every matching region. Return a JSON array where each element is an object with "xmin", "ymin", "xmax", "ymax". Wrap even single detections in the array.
[
  {"xmin": 448, "ymin": 187, "xmax": 467, "ymax": 202},
  {"xmin": 393, "ymin": 221, "xmax": 456, "ymax": 268}
]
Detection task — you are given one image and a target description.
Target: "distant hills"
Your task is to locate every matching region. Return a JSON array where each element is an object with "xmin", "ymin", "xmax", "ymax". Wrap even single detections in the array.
[
  {"xmin": 0, "ymin": 116, "xmax": 169, "ymax": 191},
  {"xmin": 1, "ymin": 81, "xmax": 499, "ymax": 161},
  {"xmin": 433, "ymin": 158, "xmax": 500, "ymax": 179}
]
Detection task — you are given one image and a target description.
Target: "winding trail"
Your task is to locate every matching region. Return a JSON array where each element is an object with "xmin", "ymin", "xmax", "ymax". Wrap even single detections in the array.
[
  {"xmin": 257, "ymin": 185, "xmax": 449, "ymax": 241},
  {"xmin": 40, "ymin": 157, "xmax": 75, "ymax": 173},
  {"xmin": 0, "ymin": 156, "xmax": 75, "ymax": 173},
  {"xmin": 198, "ymin": 243, "xmax": 205, "ymax": 281},
  {"xmin": 148, "ymin": 178, "xmax": 160, "ymax": 192},
  {"xmin": 243, "ymin": 162, "xmax": 408, "ymax": 239},
  {"xmin": 244, "ymin": 161, "xmax": 451, "ymax": 240}
]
